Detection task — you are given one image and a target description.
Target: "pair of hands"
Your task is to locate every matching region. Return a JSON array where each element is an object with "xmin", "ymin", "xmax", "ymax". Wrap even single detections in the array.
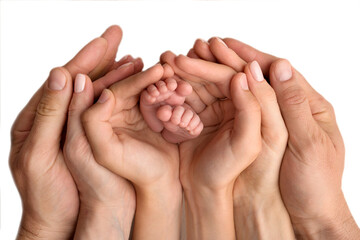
[{"xmin": 10, "ymin": 25, "xmax": 359, "ymax": 240}]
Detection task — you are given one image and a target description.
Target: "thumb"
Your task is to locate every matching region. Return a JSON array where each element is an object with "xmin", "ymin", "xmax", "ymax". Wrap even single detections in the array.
[
  {"xmin": 269, "ymin": 59, "xmax": 319, "ymax": 145},
  {"xmin": 81, "ymin": 89, "xmax": 120, "ymax": 173},
  {"xmin": 230, "ymin": 72, "xmax": 261, "ymax": 164},
  {"xmin": 24, "ymin": 67, "xmax": 72, "ymax": 152}
]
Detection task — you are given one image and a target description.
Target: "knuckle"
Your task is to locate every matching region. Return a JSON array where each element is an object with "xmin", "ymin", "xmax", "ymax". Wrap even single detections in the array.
[
  {"xmin": 280, "ymin": 85, "xmax": 307, "ymax": 107},
  {"xmin": 312, "ymin": 96, "xmax": 336, "ymax": 121},
  {"xmin": 36, "ymin": 96, "xmax": 61, "ymax": 118}
]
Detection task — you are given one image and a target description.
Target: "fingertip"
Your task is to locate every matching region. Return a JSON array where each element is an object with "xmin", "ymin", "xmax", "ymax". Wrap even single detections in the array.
[
  {"xmin": 101, "ymin": 25, "xmax": 123, "ymax": 41},
  {"xmin": 270, "ymin": 58, "xmax": 293, "ymax": 84},
  {"xmin": 133, "ymin": 58, "xmax": 144, "ymax": 72},
  {"xmin": 47, "ymin": 67, "xmax": 70, "ymax": 91}
]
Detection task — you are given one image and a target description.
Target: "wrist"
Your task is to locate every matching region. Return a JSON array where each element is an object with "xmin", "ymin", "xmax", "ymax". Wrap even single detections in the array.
[
  {"xmin": 293, "ymin": 194, "xmax": 360, "ymax": 240},
  {"xmin": 234, "ymin": 192, "xmax": 295, "ymax": 240},
  {"xmin": 17, "ymin": 213, "xmax": 75, "ymax": 240},
  {"xmin": 74, "ymin": 204, "xmax": 135, "ymax": 240},
  {"xmin": 132, "ymin": 181, "xmax": 183, "ymax": 239},
  {"xmin": 184, "ymin": 187, "xmax": 235, "ymax": 240}
]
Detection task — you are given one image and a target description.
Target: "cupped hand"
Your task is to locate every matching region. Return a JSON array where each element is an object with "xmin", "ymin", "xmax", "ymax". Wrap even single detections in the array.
[
  {"xmin": 222, "ymin": 38, "xmax": 360, "ymax": 239},
  {"xmin": 9, "ymin": 25, "xmax": 132, "ymax": 239},
  {"xmin": 81, "ymin": 64, "xmax": 182, "ymax": 240},
  {"xmin": 187, "ymin": 38, "xmax": 295, "ymax": 239},
  {"xmin": 161, "ymin": 48, "xmax": 262, "ymax": 240},
  {"xmin": 64, "ymin": 54, "xmax": 143, "ymax": 239}
]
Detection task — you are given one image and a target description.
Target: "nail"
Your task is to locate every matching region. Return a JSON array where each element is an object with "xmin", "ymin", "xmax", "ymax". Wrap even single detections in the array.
[
  {"xmin": 250, "ymin": 61, "xmax": 264, "ymax": 82},
  {"xmin": 74, "ymin": 74, "xmax": 86, "ymax": 93},
  {"xmin": 216, "ymin": 37, "xmax": 227, "ymax": 48},
  {"xmin": 239, "ymin": 74, "xmax": 249, "ymax": 90},
  {"xmin": 98, "ymin": 89, "xmax": 110, "ymax": 103},
  {"xmin": 275, "ymin": 60, "xmax": 292, "ymax": 81},
  {"xmin": 117, "ymin": 61, "xmax": 134, "ymax": 70},
  {"xmin": 48, "ymin": 68, "xmax": 66, "ymax": 90}
]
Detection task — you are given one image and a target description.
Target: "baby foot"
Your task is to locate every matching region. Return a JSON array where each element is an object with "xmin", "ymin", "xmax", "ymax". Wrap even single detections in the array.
[
  {"xmin": 157, "ymin": 105, "xmax": 204, "ymax": 143},
  {"xmin": 140, "ymin": 78, "xmax": 203, "ymax": 143}
]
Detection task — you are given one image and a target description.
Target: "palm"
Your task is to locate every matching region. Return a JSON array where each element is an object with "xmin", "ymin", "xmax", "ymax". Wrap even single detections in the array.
[
  {"xmin": 64, "ymin": 129, "xmax": 135, "ymax": 206},
  {"xmin": 280, "ymin": 132, "xmax": 342, "ymax": 221},
  {"xmin": 109, "ymin": 101, "xmax": 179, "ymax": 186},
  {"xmin": 179, "ymin": 100, "xmax": 248, "ymax": 189},
  {"xmin": 17, "ymin": 151, "xmax": 79, "ymax": 228}
]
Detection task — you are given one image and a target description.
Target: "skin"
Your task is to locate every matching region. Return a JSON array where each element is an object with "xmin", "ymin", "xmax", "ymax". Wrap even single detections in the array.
[
  {"xmin": 163, "ymin": 38, "xmax": 360, "ymax": 239},
  {"xmin": 140, "ymin": 78, "xmax": 203, "ymax": 143},
  {"xmin": 221, "ymin": 38, "xmax": 360, "ymax": 239},
  {"xmin": 188, "ymin": 38, "xmax": 295, "ymax": 239},
  {"xmin": 81, "ymin": 64, "xmax": 183, "ymax": 240},
  {"xmin": 64, "ymin": 58, "xmax": 144, "ymax": 239},
  {"xmin": 161, "ymin": 50, "xmax": 267, "ymax": 239},
  {"xmin": 9, "ymin": 25, "xmax": 141, "ymax": 240}
]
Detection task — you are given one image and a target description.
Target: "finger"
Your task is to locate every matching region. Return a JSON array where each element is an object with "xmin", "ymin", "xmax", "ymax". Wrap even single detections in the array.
[
  {"xmin": 109, "ymin": 64, "xmax": 164, "ymax": 111},
  {"xmin": 10, "ymin": 85, "xmax": 44, "ymax": 154},
  {"xmin": 64, "ymin": 37, "xmax": 108, "ymax": 79},
  {"xmin": 23, "ymin": 67, "xmax": 73, "ymax": 153},
  {"xmin": 160, "ymin": 51, "xmax": 205, "ymax": 84},
  {"xmin": 82, "ymin": 89, "xmax": 122, "ymax": 174},
  {"xmin": 186, "ymin": 48, "xmax": 200, "ymax": 59},
  {"xmin": 244, "ymin": 61, "xmax": 287, "ymax": 143},
  {"xmin": 230, "ymin": 72, "xmax": 262, "ymax": 163},
  {"xmin": 88, "ymin": 25, "xmax": 123, "ymax": 79},
  {"xmin": 93, "ymin": 61, "xmax": 137, "ymax": 98},
  {"xmin": 223, "ymin": 38, "xmax": 278, "ymax": 77},
  {"xmin": 270, "ymin": 59, "xmax": 342, "ymax": 148},
  {"xmin": 269, "ymin": 59, "xmax": 322, "ymax": 147},
  {"xmin": 175, "ymin": 54, "xmax": 236, "ymax": 97},
  {"xmin": 67, "ymin": 74, "xmax": 94, "ymax": 141},
  {"xmin": 163, "ymin": 63, "xmax": 175, "ymax": 79},
  {"xmin": 209, "ymin": 37, "xmax": 247, "ymax": 72},
  {"xmin": 193, "ymin": 39, "xmax": 217, "ymax": 62},
  {"xmin": 109, "ymin": 54, "xmax": 134, "ymax": 70}
]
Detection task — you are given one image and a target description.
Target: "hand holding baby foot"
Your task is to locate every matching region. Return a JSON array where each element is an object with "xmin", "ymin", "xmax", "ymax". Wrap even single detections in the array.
[
  {"xmin": 82, "ymin": 64, "xmax": 182, "ymax": 240},
  {"xmin": 140, "ymin": 77, "xmax": 203, "ymax": 143}
]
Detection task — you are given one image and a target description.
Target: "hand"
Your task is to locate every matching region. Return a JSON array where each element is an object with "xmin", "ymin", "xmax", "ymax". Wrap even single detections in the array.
[
  {"xmin": 223, "ymin": 38, "xmax": 360, "ymax": 239},
  {"xmin": 81, "ymin": 64, "xmax": 182, "ymax": 240},
  {"xmin": 9, "ymin": 25, "xmax": 131, "ymax": 239},
  {"xmin": 162, "ymin": 50, "xmax": 262, "ymax": 239},
  {"xmin": 64, "ymin": 54, "xmax": 143, "ymax": 239},
  {"xmin": 187, "ymin": 38, "xmax": 295, "ymax": 239}
]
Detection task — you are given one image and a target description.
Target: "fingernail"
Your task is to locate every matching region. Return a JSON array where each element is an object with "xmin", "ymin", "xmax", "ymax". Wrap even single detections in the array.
[
  {"xmin": 216, "ymin": 37, "xmax": 227, "ymax": 47},
  {"xmin": 117, "ymin": 62, "xmax": 133, "ymax": 70},
  {"xmin": 239, "ymin": 74, "xmax": 249, "ymax": 90},
  {"xmin": 275, "ymin": 60, "xmax": 292, "ymax": 81},
  {"xmin": 74, "ymin": 74, "xmax": 86, "ymax": 93},
  {"xmin": 98, "ymin": 89, "xmax": 110, "ymax": 103},
  {"xmin": 48, "ymin": 68, "xmax": 66, "ymax": 90},
  {"xmin": 250, "ymin": 61, "xmax": 264, "ymax": 82}
]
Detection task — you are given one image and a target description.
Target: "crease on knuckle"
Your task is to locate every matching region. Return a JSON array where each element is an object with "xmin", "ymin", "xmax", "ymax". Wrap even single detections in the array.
[
  {"xmin": 36, "ymin": 98, "xmax": 60, "ymax": 118},
  {"xmin": 281, "ymin": 85, "xmax": 307, "ymax": 107}
]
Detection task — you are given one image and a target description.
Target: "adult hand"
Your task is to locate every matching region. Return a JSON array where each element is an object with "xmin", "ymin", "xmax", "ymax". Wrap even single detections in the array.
[
  {"xmin": 161, "ymin": 50, "xmax": 262, "ymax": 239},
  {"xmin": 222, "ymin": 38, "xmax": 360, "ymax": 239},
  {"xmin": 81, "ymin": 64, "xmax": 182, "ymax": 240},
  {"xmin": 64, "ymin": 54, "xmax": 143, "ymax": 239},
  {"xmin": 186, "ymin": 38, "xmax": 295, "ymax": 239},
  {"xmin": 9, "ymin": 25, "xmax": 131, "ymax": 240}
]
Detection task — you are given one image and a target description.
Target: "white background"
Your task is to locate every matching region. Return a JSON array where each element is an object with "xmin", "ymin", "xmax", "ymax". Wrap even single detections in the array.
[{"xmin": 1, "ymin": 0, "xmax": 360, "ymax": 238}]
